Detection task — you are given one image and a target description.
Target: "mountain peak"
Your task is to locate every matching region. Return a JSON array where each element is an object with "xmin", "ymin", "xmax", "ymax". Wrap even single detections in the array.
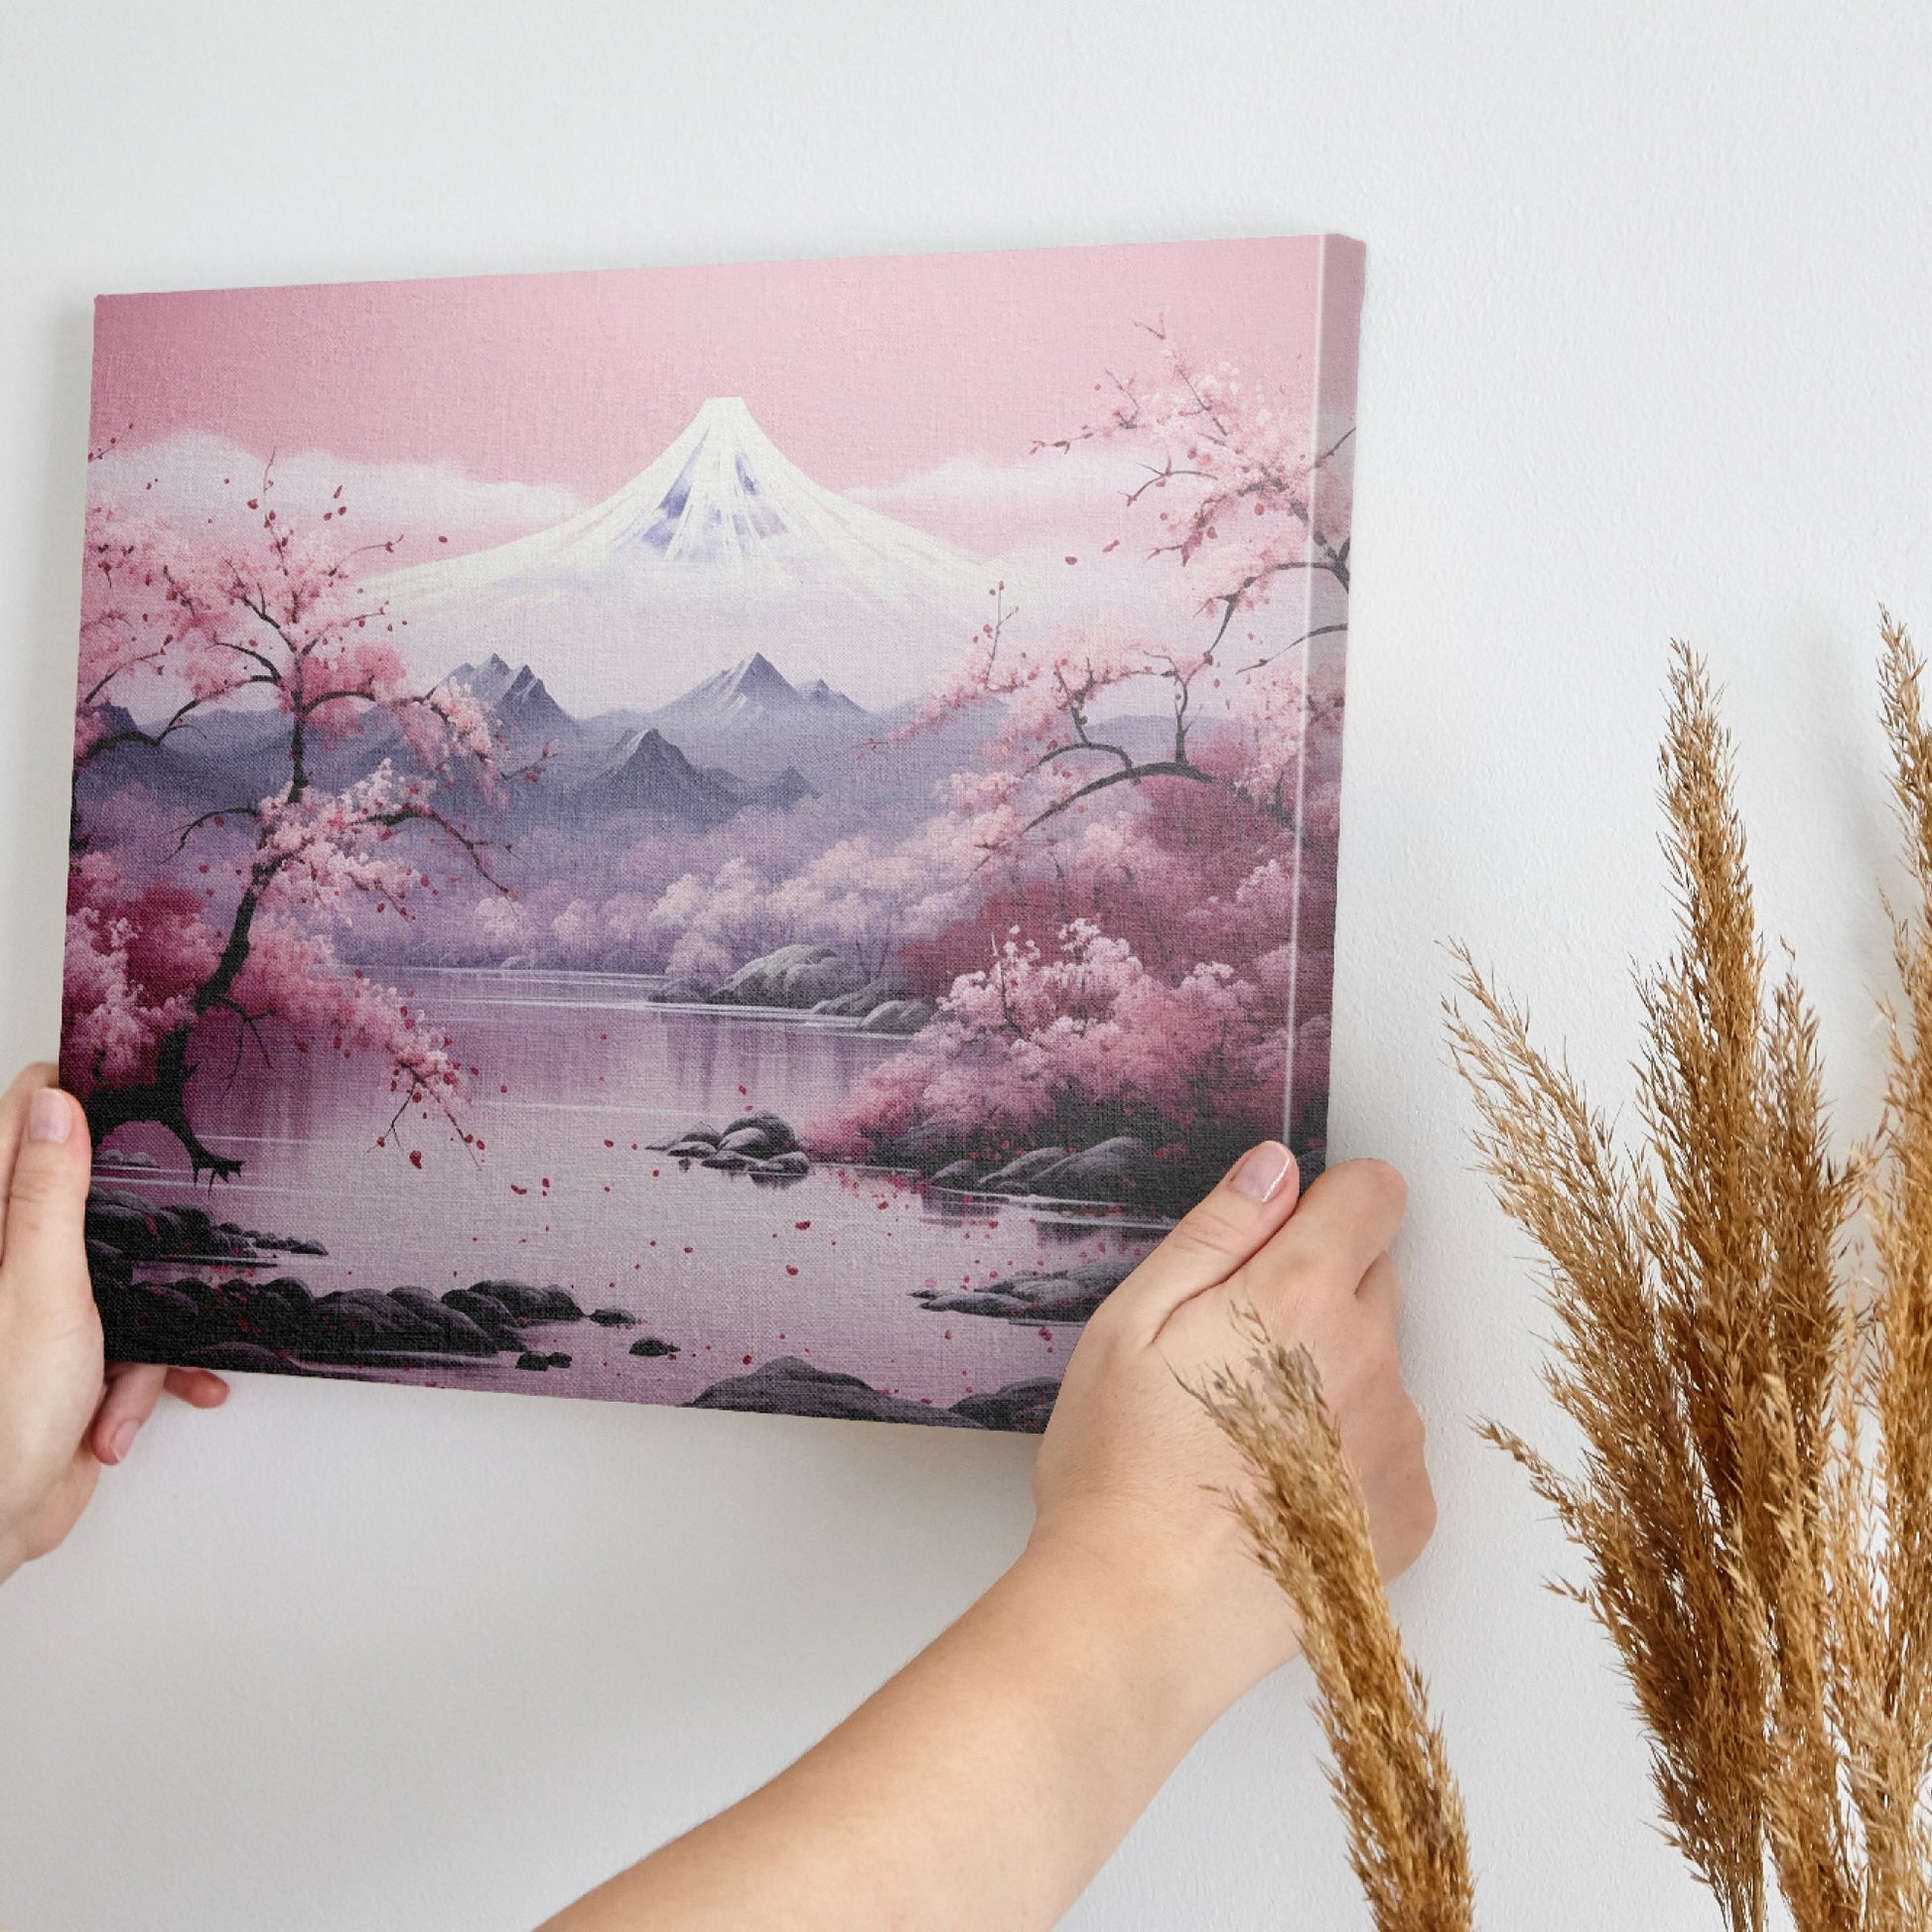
[
  {"xmin": 727, "ymin": 651, "xmax": 792, "ymax": 696},
  {"xmin": 449, "ymin": 657, "xmax": 570, "ymax": 739},
  {"xmin": 371, "ymin": 391, "xmax": 988, "ymax": 714},
  {"xmin": 800, "ymin": 676, "xmax": 865, "ymax": 717},
  {"xmin": 653, "ymin": 654, "xmax": 870, "ymax": 728},
  {"xmin": 688, "ymin": 395, "xmax": 755, "ymax": 431}
]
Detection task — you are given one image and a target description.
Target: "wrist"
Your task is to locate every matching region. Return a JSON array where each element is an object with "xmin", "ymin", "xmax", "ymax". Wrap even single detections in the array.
[{"xmin": 1002, "ymin": 1527, "xmax": 1290, "ymax": 1748}]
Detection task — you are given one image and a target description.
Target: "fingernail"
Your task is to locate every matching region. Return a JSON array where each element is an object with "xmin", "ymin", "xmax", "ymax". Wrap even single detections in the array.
[
  {"xmin": 1230, "ymin": 1143, "xmax": 1294, "ymax": 1203},
  {"xmin": 27, "ymin": 1089, "xmax": 71, "ymax": 1145},
  {"xmin": 107, "ymin": 1418, "xmax": 138, "ymax": 1464}
]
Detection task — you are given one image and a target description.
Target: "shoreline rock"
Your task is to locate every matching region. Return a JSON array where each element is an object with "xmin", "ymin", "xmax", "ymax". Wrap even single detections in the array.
[
  {"xmin": 951, "ymin": 1378, "xmax": 1061, "ymax": 1433},
  {"xmin": 912, "ymin": 1256, "xmax": 1136, "ymax": 1325},
  {"xmin": 913, "ymin": 1133, "xmax": 1196, "ymax": 1214},
  {"xmin": 688, "ymin": 1357, "xmax": 1063, "ymax": 1434},
  {"xmin": 648, "ymin": 946, "xmax": 940, "ymax": 1037},
  {"xmin": 88, "ymin": 1232, "xmax": 603, "ymax": 1373}
]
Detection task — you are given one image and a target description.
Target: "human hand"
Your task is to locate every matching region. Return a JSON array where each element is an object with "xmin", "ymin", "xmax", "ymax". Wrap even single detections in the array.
[
  {"xmin": 1027, "ymin": 1145, "xmax": 1435, "ymax": 1723},
  {"xmin": 0, "ymin": 1064, "xmax": 227, "ymax": 1584},
  {"xmin": 542, "ymin": 1145, "xmax": 1434, "ymax": 1932}
]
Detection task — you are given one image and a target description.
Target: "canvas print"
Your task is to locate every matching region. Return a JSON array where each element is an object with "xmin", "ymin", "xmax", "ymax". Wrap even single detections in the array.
[{"xmin": 65, "ymin": 236, "xmax": 1364, "ymax": 1431}]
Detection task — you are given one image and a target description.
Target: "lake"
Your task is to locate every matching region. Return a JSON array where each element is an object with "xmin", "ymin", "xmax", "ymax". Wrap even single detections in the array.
[{"xmin": 98, "ymin": 969, "xmax": 1165, "ymax": 1413}]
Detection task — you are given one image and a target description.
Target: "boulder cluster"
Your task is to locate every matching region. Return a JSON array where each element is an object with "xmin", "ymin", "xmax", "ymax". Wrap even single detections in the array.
[
  {"xmin": 84, "ymin": 1187, "xmax": 678, "ymax": 1375},
  {"xmin": 646, "ymin": 1111, "xmax": 810, "ymax": 1178},
  {"xmin": 922, "ymin": 1135, "xmax": 1178, "ymax": 1211},
  {"xmin": 651, "ymin": 944, "xmax": 935, "ymax": 1035},
  {"xmin": 912, "ymin": 1255, "xmax": 1136, "ymax": 1325},
  {"xmin": 81, "ymin": 1185, "xmax": 1069, "ymax": 1433},
  {"xmin": 689, "ymin": 1355, "xmax": 1061, "ymax": 1433}
]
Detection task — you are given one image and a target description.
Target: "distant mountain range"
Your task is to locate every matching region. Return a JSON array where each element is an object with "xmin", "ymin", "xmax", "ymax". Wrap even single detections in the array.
[
  {"xmin": 79, "ymin": 647, "xmax": 1003, "ymax": 845},
  {"xmin": 445, "ymin": 650, "xmax": 846, "ymax": 825},
  {"xmin": 444, "ymin": 647, "xmax": 994, "ymax": 818},
  {"xmin": 368, "ymin": 397, "xmax": 991, "ymax": 713},
  {"xmin": 81, "ymin": 652, "xmax": 873, "ymax": 839}
]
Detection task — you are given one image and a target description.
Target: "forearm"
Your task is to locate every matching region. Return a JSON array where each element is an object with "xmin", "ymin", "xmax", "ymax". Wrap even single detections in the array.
[{"xmin": 543, "ymin": 1542, "xmax": 1238, "ymax": 1932}]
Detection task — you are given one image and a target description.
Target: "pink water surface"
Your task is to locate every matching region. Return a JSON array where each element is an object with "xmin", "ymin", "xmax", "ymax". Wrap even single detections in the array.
[{"xmin": 101, "ymin": 969, "xmax": 1163, "ymax": 1413}]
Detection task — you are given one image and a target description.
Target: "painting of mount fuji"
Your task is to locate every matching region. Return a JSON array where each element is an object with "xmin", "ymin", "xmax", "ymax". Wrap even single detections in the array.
[{"xmin": 64, "ymin": 237, "xmax": 1365, "ymax": 1430}]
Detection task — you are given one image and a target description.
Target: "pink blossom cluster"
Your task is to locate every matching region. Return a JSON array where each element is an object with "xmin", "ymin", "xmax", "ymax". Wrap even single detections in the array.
[
  {"xmin": 821, "ymin": 333, "xmax": 1350, "ymax": 1167},
  {"xmin": 818, "ymin": 917, "xmax": 1283, "ymax": 1161},
  {"xmin": 63, "ymin": 856, "xmax": 218, "ymax": 1092},
  {"xmin": 1043, "ymin": 325, "xmax": 1353, "ymax": 615},
  {"xmin": 65, "ymin": 476, "xmax": 502, "ymax": 1169}
]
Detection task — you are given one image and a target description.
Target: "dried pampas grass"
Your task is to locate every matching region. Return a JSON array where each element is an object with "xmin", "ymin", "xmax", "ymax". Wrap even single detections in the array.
[
  {"xmin": 1208, "ymin": 617, "xmax": 1932, "ymax": 1931},
  {"xmin": 1447, "ymin": 619, "xmax": 1932, "ymax": 1930},
  {"xmin": 1199, "ymin": 1314, "xmax": 1475, "ymax": 1932}
]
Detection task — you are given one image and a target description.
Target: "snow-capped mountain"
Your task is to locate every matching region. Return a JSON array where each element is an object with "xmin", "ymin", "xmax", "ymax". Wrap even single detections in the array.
[{"xmin": 376, "ymin": 398, "xmax": 990, "ymax": 714}]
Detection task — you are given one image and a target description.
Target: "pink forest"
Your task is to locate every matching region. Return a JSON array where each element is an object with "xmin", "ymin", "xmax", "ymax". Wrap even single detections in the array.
[{"xmin": 65, "ymin": 237, "xmax": 1363, "ymax": 1430}]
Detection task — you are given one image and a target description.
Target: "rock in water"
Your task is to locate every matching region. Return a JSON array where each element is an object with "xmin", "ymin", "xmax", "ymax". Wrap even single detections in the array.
[
  {"xmin": 712, "ymin": 944, "xmax": 868, "ymax": 1010},
  {"xmin": 977, "ymin": 1148, "xmax": 1072, "ymax": 1194},
  {"xmin": 858, "ymin": 998, "xmax": 935, "ymax": 1035},
  {"xmin": 466, "ymin": 1281, "xmax": 585, "ymax": 1322},
  {"xmin": 951, "ymin": 1378, "xmax": 1062, "ymax": 1434},
  {"xmin": 648, "ymin": 978, "xmax": 717, "ymax": 1006},
  {"xmin": 927, "ymin": 1159, "xmax": 986, "ymax": 1189},
  {"xmin": 749, "ymin": 1151, "xmax": 809, "ymax": 1180},
  {"xmin": 811, "ymin": 982, "xmax": 897, "ymax": 1019},
  {"xmin": 441, "ymin": 1287, "xmax": 523, "ymax": 1345},
  {"xmin": 1030, "ymin": 1136, "xmax": 1165, "ymax": 1205},
  {"xmin": 629, "ymin": 1336, "xmax": 680, "ymax": 1357},
  {"xmin": 306, "ymin": 1287, "xmax": 499, "ymax": 1359},
  {"xmin": 918, "ymin": 1257, "xmax": 1135, "ymax": 1324},
  {"xmin": 689, "ymin": 1357, "xmax": 983, "ymax": 1428}
]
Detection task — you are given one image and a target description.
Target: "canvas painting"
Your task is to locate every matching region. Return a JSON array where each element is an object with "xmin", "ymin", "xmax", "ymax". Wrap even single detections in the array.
[{"xmin": 66, "ymin": 236, "xmax": 1364, "ymax": 1431}]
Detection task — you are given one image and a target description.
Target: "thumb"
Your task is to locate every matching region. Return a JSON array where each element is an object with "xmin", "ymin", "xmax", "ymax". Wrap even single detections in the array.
[
  {"xmin": 1, "ymin": 1083, "xmax": 96, "ymax": 1327},
  {"xmin": 1099, "ymin": 1142, "xmax": 1301, "ymax": 1337}
]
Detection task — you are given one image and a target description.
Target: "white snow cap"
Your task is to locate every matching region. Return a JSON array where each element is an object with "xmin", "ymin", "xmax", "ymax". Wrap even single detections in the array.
[
  {"xmin": 371, "ymin": 397, "xmax": 995, "ymax": 712},
  {"xmin": 378, "ymin": 395, "xmax": 983, "ymax": 609}
]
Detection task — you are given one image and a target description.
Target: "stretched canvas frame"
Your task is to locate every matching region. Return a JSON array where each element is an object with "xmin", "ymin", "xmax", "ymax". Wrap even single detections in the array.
[{"xmin": 66, "ymin": 235, "xmax": 1364, "ymax": 1431}]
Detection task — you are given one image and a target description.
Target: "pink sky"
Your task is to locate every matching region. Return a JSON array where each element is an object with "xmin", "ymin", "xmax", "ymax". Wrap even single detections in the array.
[{"xmin": 89, "ymin": 236, "xmax": 1361, "ymax": 499}]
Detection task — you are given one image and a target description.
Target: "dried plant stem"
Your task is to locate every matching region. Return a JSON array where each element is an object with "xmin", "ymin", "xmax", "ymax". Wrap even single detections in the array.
[
  {"xmin": 1198, "ymin": 1313, "xmax": 1475, "ymax": 1932},
  {"xmin": 1448, "ymin": 621, "xmax": 1932, "ymax": 1930}
]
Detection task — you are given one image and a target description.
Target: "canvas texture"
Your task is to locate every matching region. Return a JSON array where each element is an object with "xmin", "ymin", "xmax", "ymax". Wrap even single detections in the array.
[{"xmin": 64, "ymin": 236, "xmax": 1364, "ymax": 1432}]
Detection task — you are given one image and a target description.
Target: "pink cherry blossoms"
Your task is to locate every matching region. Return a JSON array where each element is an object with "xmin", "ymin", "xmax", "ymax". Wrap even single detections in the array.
[
  {"xmin": 65, "ymin": 472, "xmax": 507, "ymax": 1176},
  {"xmin": 826, "ymin": 331, "xmax": 1351, "ymax": 1175},
  {"xmin": 816, "ymin": 918, "xmax": 1282, "ymax": 1164}
]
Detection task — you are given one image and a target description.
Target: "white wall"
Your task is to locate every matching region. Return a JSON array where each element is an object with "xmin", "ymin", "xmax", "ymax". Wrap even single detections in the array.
[{"xmin": 2, "ymin": 3, "xmax": 1928, "ymax": 1924}]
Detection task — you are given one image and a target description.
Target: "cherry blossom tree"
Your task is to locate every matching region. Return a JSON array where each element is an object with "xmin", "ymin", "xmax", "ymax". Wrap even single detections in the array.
[
  {"xmin": 66, "ymin": 472, "xmax": 509, "ymax": 1178},
  {"xmin": 830, "ymin": 329, "xmax": 1353, "ymax": 1179},
  {"xmin": 815, "ymin": 917, "xmax": 1281, "ymax": 1170},
  {"xmin": 913, "ymin": 321, "xmax": 1354, "ymax": 859}
]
